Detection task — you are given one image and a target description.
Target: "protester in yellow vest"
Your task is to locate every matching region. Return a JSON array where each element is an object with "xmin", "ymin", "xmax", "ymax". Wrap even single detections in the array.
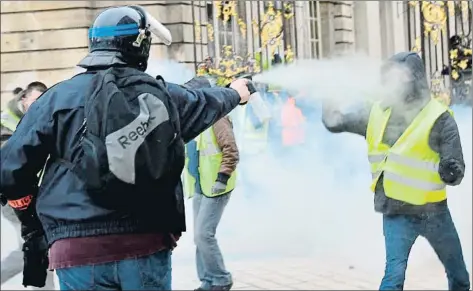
[
  {"xmin": 182, "ymin": 79, "xmax": 239, "ymax": 291},
  {"xmin": 1, "ymin": 83, "xmax": 46, "ymax": 147},
  {"xmin": 322, "ymin": 52, "xmax": 470, "ymax": 291},
  {"xmin": 0, "ymin": 82, "xmax": 56, "ymax": 290}
]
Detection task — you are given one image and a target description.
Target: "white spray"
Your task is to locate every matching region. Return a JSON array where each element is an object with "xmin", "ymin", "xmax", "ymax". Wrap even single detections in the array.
[
  {"xmin": 147, "ymin": 55, "xmax": 471, "ymax": 276},
  {"xmin": 1, "ymin": 54, "xmax": 470, "ymax": 288}
]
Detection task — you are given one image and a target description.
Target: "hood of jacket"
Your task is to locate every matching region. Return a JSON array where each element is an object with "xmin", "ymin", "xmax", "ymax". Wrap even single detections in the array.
[{"xmin": 381, "ymin": 52, "xmax": 431, "ymax": 110}]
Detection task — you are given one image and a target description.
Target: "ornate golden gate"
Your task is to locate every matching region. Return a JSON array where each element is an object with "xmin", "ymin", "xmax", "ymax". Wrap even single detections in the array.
[
  {"xmin": 406, "ymin": 1, "xmax": 472, "ymax": 105},
  {"xmin": 192, "ymin": 1, "xmax": 299, "ymax": 85}
]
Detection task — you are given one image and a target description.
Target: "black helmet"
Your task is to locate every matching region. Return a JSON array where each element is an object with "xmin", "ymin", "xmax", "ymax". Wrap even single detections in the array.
[{"xmin": 81, "ymin": 5, "xmax": 172, "ymax": 71}]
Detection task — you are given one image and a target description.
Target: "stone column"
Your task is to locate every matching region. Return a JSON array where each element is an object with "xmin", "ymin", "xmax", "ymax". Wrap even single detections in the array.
[
  {"xmin": 333, "ymin": 1, "xmax": 355, "ymax": 55},
  {"xmin": 386, "ymin": 1, "xmax": 408, "ymax": 54},
  {"xmin": 353, "ymin": 1, "xmax": 382, "ymax": 59},
  {"xmin": 165, "ymin": 1, "xmax": 207, "ymax": 71},
  {"xmin": 317, "ymin": 0, "xmax": 355, "ymax": 57}
]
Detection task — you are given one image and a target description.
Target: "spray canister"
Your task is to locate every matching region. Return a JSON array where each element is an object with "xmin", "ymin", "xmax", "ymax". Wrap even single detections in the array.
[{"xmin": 239, "ymin": 74, "xmax": 272, "ymax": 123}]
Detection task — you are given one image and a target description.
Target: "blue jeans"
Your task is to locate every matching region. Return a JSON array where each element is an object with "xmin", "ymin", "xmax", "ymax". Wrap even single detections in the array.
[
  {"xmin": 55, "ymin": 250, "xmax": 172, "ymax": 290},
  {"xmin": 193, "ymin": 192, "xmax": 232, "ymax": 289},
  {"xmin": 380, "ymin": 210, "xmax": 470, "ymax": 290}
]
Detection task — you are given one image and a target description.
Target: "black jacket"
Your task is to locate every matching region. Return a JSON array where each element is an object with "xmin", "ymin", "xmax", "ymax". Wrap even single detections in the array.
[
  {"xmin": 322, "ymin": 52, "xmax": 465, "ymax": 215},
  {"xmin": 0, "ymin": 53, "xmax": 241, "ymax": 244}
]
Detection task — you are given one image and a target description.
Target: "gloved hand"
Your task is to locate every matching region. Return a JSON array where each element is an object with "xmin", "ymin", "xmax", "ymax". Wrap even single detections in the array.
[
  {"xmin": 211, "ymin": 181, "xmax": 227, "ymax": 195},
  {"xmin": 439, "ymin": 159, "xmax": 464, "ymax": 184},
  {"xmin": 22, "ymin": 235, "xmax": 49, "ymax": 288},
  {"xmin": 0, "ymin": 194, "xmax": 6, "ymax": 206}
]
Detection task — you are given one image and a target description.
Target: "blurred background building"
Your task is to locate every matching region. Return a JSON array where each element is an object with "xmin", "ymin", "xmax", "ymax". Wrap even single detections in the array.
[{"xmin": 1, "ymin": 1, "xmax": 471, "ymax": 106}]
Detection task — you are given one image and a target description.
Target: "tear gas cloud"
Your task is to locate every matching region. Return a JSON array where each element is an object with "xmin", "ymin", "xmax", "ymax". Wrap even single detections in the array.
[
  {"xmin": 1, "ymin": 56, "xmax": 471, "ymax": 285},
  {"xmin": 144, "ymin": 56, "xmax": 472, "ymax": 274}
]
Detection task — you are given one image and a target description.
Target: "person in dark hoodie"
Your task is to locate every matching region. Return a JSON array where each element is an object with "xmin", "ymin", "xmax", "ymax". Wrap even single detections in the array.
[
  {"xmin": 322, "ymin": 52, "xmax": 470, "ymax": 291},
  {"xmin": 0, "ymin": 6, "xmax": 250, "ymax": 291}
]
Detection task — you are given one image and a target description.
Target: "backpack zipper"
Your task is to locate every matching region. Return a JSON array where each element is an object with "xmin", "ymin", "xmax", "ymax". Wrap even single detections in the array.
[{"xmin": 79, "ymin": 118, "xmax": 87, "ymax": 142}]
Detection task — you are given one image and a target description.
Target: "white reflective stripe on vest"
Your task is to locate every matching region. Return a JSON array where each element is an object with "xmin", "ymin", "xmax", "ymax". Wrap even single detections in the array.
[
  {"xmin": 370, "ymin": 153, "xmax": 440, "ymax": 173},
  {"xmin": 199, "ymin": 129, "xmax": 221, "ymax": 156},
  {"xmin": 384, "ymin": 171, "xmax": 446, "ymax": 191},
  {"xmin": 368, "ymin": 154, "xmax": 385, "ymax": 163},
  {"xmin": 370, "ymin": 153, "xmax": 442, "ymax": 188},
  {"xmin": 388, "ymin": 153, "xmax": 439, "ymax": 172}
]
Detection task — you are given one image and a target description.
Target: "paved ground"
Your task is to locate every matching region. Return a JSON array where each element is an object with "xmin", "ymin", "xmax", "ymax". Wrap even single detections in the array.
[
  {"xmin": 2, "ymin": 179, "xmax": 471, "ymax": 290},
  {"xmin": 1, "ymin": 255, "xmax": 457, "ymax": 290},
  {"xmin": 172, "ymin": 256, "xmax": 457, "ymax": 290}
]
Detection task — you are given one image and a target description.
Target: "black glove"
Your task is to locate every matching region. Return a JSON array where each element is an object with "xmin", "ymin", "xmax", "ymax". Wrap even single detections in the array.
[
  {"xmin": 439, "ymin": 159, "xmax": 464, "ymax": 184},
  {"xmin": 22, "ymin": 235, "xmax": 49, "ymax": 288}
]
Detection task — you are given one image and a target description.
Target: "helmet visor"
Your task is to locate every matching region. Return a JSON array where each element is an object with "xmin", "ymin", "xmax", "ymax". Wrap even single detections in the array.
[{"xmin": 144, "ymin": 10, "xmax": 172, "ymax": 46}]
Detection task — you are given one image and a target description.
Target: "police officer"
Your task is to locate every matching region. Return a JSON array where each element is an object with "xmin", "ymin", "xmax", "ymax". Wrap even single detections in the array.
[{"xmin": 0, "ymin": 5, "xmax": 250, "ymax": 291}]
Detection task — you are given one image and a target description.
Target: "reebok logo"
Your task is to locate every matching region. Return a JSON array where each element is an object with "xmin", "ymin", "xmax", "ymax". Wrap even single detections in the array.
[
  {"xmin": 118, "ymin": 117, "xmax": 156, "ymax": 149},
  {"xmin": 105, "ymin": 93, "xmax": 170, "ymax": 184}
]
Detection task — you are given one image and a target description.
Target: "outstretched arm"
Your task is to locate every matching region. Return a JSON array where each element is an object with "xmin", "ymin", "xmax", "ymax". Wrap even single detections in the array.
[
  {"xmin": 167, "ymin": 77, "xmax": 241, "ymax": 143},
  {"xmin": 322, "ymin": 100, "xmax": 371, "ymax": 137}
]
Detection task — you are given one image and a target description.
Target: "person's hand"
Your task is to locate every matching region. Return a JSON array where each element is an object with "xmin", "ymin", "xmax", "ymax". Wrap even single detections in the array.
[
  {"xmin": 321, "ymin": 101, "xmax": 344, "ymax": 128},
  {"xmin": 439, "ymin": 159, "xmax": 464, "ymax": 184},
  {"xmin": 230, "ymin": 79, "xmax": 251, "ymax": 104},
  {"xmin": 211, "ymin": 181, "xmax": 227, "ymax": 195},
  {"xmin": 22, "ymin": 235, "xmax": 49, "ymax": 288}
]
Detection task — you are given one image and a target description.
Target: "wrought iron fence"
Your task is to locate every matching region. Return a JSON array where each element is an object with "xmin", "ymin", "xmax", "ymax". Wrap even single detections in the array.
[
  {"xmin": 191, "ymin": 1, "xmax": 300, "ymax": 85},
  {"xmin": 406, "ymin": 1, "xmax": 472, "ymax": 105}
]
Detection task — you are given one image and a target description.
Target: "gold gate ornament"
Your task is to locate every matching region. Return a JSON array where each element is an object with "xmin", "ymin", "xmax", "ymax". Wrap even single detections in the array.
[{"xmin": 421, "ymin": 1, "xmax": 447, "ymax": 44}]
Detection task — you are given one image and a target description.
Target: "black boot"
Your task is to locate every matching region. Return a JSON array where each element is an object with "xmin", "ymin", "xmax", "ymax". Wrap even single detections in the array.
[{"xmin": 210, "ymin": 283, "xmax": 233, "ymax": 291}]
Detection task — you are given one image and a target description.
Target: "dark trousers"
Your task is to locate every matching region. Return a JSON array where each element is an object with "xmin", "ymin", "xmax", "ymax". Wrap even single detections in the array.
[
  {"xmin": 1, "ymin": 206, "xmax": 55, "ymax": 289},
  {"xmin": 380, "ymin": 210, "xmax": 470, "ymax": 290},
  {"xmin": 55, "ymin": 250, "xmax": 172, "ymax": 290}
]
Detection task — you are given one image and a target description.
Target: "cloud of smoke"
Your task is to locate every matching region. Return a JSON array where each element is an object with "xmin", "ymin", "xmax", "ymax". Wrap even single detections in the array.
[
  {"xmin": 145, "ymin": 58, "xmax": 195, "ymax": 84},
  {"xmin": 165, "ymin": 55, "xmax": 472, "ymax": 275},
  {"xmin": 1, "ymin": 55, "xmax": 470, "ymax": 288}
]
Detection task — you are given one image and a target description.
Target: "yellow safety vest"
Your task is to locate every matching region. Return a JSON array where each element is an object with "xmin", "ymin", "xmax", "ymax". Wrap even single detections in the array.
[
  {"xmin": 0, "ymin": 108, "xmax": 21, "ymax": 132},
  {"xmin": 183, "ymin": 126, "xmax": 237, "ymax": 198},
  {"xmin": 366, "ymin": 99, "xmax": 451, "ymax": 205}
]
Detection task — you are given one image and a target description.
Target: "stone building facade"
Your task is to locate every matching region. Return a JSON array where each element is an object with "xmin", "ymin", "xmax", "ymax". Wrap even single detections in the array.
[
  {"xmin": 0, "ymin": 0, "xmax": 363, "ymax": 106},
  {"xmin": 1, "ymin": 1, "xmax": 471, "ymax": 106}
]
